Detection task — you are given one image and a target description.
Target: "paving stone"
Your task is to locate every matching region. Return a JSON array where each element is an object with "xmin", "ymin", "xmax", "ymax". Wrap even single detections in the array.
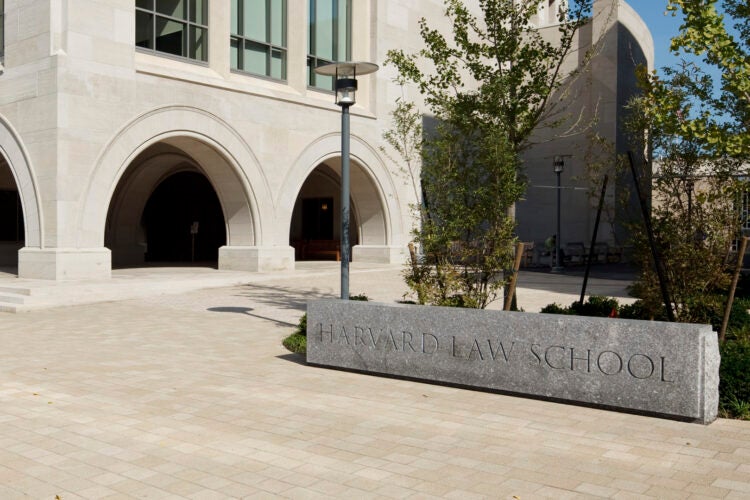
[{"xmin": 0, "ymin": 264, "xmax": 746, "ymax": 498}]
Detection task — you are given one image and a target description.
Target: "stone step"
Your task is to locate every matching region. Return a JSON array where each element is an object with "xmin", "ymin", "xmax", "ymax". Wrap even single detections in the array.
[
  {"xmin": 0, "ymin": 292, "xmax": 28, "ymax": 305},
  {"xmin": 0, "ymin": 285, "xmax": 33, "ymax": 296},
  {"xmin": 0, "ymin": 301, "xmax": 23, "ymax": 313}
]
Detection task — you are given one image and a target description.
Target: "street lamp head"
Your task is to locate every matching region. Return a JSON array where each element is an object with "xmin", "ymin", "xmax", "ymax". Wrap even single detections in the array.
[
  {"xmin": 553, "ymin": 155, "xmax": 565, "ymax": 173},
  {"xmin": 335, "ymin": 78, "xmax": 358, "ymax": 106},
  {"xmin": 313, "ymin": 61, "xmax": 379, "ymax": 107}
]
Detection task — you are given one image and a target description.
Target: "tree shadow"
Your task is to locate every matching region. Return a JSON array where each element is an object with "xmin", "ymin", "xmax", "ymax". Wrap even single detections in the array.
[
  {"xmin": 231, "ymin": 283, "xmax": 336, "ymax": 312},
  {"xmin": 205, "ymin": 283, "xmax": 336, "ymax": 328}
]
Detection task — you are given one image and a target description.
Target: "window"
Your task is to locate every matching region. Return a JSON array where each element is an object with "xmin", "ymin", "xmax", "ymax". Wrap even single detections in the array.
[
  {"xmin": 307, "ymin": 0, "xmax": 351, "ymax": 90},
  {"xmin": 0, "ymin": 0, "xmax": 5, "ymax": 60},
  {"xmin": 135, "ymin": 0, "xmax": 208, "ymax": 62},
  {"xmin": 231, "ymin": 0, "xmax": 287, "ymax": 80}
]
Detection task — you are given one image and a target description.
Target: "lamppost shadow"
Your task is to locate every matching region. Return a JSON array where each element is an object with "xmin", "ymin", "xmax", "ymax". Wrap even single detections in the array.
[{"xmin": 206, "ymin": 305, "xmax": 297, "ymax": 328}]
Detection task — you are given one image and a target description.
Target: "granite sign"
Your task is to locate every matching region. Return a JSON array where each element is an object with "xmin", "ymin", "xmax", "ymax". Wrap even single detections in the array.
[{"xmin": 306, "ymin": 300, "xmax": 719, "ymax": 424}]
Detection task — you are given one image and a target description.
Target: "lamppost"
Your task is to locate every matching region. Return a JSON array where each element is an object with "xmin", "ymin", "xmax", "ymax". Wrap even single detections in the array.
[
  {"xmin": 552, "ymin": 155, "xmax": 565, "ymax": 273},
  {"xmin": 314, "ymin": 61, "xmax": 379, "ymax": 299}
]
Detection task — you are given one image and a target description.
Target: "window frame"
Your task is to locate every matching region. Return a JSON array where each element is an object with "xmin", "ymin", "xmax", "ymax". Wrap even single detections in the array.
[
  {"xmin": 135, "ymin": 0, "xmax": 209, "ymax": 63},
  {"xmin": 0, "ymin": 0, "xmax": 5, "ymax": 61},
  {"xmin": 230, "ymin": 0, "xmax": 288, "ymax": 81},
  {"xmin": 307, "ymin": 0, "xmax": 352, "ymax": 91}
]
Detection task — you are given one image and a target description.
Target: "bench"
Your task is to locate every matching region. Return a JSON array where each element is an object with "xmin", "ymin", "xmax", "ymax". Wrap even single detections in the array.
[
  {"xmin": 300, "ymin": 239, "xmax": 340, "ymax": 261},
  {"xmin": 563, "ymin": 242, "xmax": 586, "ymax": 264}
]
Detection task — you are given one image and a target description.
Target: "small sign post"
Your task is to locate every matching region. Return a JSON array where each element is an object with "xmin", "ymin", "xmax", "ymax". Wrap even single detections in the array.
[{"xmin": 190, "ymin": 221, "xmax": 199, "ymax": 262}]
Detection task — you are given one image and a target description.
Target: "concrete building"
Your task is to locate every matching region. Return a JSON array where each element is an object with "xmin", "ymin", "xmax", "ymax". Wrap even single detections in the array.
[
  {"xmin": 517, "ymin": 1, "xmax": 653, "ymax": 256},
  {"xmin": 0, "ymin": 0, "xmax": 651, "ymax": 280}
]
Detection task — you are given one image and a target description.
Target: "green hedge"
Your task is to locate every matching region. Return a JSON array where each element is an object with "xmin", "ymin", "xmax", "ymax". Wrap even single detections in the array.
[{"xmin": 720, "ymin": 339, "xmax": 750, "ymax": 419}]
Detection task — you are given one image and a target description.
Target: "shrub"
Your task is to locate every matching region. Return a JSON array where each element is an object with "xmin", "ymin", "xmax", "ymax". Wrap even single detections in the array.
[
  {"xmin": 294, "ymin": 312, "xmax": 307, "ymax": 337},
  {"xmin": 541, "ymin": 296, "xmax": 619, "ymax": 317},
  {"xmin": 719, "ymin": 339, "xmax": 750, "ymax": 420},
  {"xmin": 282, "ymin": 333, "xmax": 306, "ymax": 354},
  {"xmin": 540, "ymin": 303, "xmax": 571, "ymax": 315},
  {"xmin": 571, "ymin": 296, "xmax": 619, "ymax": 317}
]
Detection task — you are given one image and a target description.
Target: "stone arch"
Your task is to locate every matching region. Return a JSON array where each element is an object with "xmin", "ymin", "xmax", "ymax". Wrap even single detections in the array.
[
  {"xmin": 105, "ymin": 148, "xmax": 229, "ymax": 266},
  {"xmin": 0, "ymin": 114, "xmax": 43, "ymax": 249},
  {"xmin": 280, "ymin": 132, "xmax": 405, "ymax": 263},
  {"xmin": 78, "ymin": 106, "xmax": 274, "ymax": 252}
]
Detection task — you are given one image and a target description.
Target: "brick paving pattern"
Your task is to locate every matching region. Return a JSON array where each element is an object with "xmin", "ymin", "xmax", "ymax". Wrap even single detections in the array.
[{"xmin": 0, "ymin": 265, "xmax": 747, "ymax": 498}]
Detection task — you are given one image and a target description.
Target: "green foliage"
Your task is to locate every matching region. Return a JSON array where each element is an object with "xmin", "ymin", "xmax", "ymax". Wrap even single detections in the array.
[
  {"xmin": 282, "ymin": 333, "xmax": 307, "ymax": 355},
  {"xmin": 626, "ymin": 1, "xmax": 750, "ymax": 324},
  {"xmin": 386, "ymin": 0, "xmax": 598, "ymax": 153},
  {"xmin": 719, "ymin": 339, "xmax": 750, "ymax": 419},
  {"xmin": 665, "ymin": 0, "xmax": 749, "ymax": 157},
  {"xmin": 412, "ymin": 121, "xmax": 521, "ymax": 308},
  {"xmin": 571, "ymin": 296, "xmax": 619, "ymax": 317},
  {"xmin": 541, "ymin": 296, "xmax": 619, "ymax": 317},
  {"xmin": 282, "ymin": 294, "xmax": 369, "ymax": 354},
  {"xmin": 381, "ymin": 98, "xmax": 424, "ymax": 209},
  {"xmin": 540, "ymin": 302, "xmax": 572, "ymax": 315},
  {"xmin": 294, "ymin": 311, "xmax": 307, "ymax": 337},
  {"xmin": 627, "ymin": 61, "xmax": 749, "ymax": 324},
  {"xmin": 386, "ymin": 0, "xmax": 602, "ymax": 309},
  {"xmin": 618, "ymin": 300, "xmax": 667, "ymax": 321}
]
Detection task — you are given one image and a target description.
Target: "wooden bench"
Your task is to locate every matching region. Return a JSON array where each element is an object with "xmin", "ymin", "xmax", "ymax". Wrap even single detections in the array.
[
  {"xmin": 563, "ymin": 242, "xmax": 586, "ymax": 265},
  {"xmin": 300, "ymin": 239, "xmax": 340, "ymax": 261}
]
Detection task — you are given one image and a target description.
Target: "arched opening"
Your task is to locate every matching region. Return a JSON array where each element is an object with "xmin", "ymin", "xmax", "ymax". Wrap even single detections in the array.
[
  {"xmin": 290, "ymin": 164, "xmax": 359, "ymax": 261},
  {"xmin": 0, "ymin": 157, "xmax": 24, "ymax": 270},
  {"xmin": 105, "ymin": 142, "xmax": 228, "ymax": 268}
]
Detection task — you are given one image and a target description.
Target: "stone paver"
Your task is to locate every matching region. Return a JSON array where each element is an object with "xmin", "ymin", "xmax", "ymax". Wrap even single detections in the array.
[{"xmin": 0, "ymin": 264, "xmax": 746, "ymax": 498}]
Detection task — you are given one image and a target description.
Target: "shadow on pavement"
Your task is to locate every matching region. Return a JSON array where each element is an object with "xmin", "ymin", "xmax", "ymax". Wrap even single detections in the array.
[{"xmin": 206, "ymin": 305, "xmax": 297, "ymax": 328}]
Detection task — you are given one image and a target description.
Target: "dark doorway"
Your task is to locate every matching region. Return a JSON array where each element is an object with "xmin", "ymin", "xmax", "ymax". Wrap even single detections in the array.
[
  {"xmin": 142, "ymin": 171, "xmax": 225, "ymax": 263},
  {"xmin": 302, "ymin": 197, "xmax": 334, "ymax": 240},
  {"xmin": 0, "ymin": 190, "xmax": 24, "ymax": 242}
]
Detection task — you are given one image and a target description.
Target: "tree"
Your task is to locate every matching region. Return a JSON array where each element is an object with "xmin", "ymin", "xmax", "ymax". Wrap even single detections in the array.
[
  {"xmin": 627, "ymin": 59, "xmax": 748, "ymax": 323},
  {"xmin": 625, "ymin": 1, "xmax": 750, "ymax": 322},
  {"xmin": 661, "ymin": 0, "xmax": 749, "ymax": 158},
  {"xmin": 386, "ymin": 0, "xmax": 607, "ymax": 307}
]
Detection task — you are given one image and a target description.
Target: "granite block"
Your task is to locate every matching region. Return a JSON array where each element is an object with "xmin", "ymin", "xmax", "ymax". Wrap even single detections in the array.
[{"xmin": 306, "ymin": 300, "xmax": 719, "ymax": 424}]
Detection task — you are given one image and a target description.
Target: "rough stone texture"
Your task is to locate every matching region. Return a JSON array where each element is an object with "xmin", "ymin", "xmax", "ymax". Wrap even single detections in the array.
[{"xmin": 307, "ymin": 300, "xmax": 720, "ymax": 424}]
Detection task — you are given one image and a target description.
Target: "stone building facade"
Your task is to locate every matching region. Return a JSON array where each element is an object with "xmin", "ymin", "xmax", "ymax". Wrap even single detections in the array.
[{"xmin": 0, "ymin": 0, "xmax": 651, "ymax": 280}]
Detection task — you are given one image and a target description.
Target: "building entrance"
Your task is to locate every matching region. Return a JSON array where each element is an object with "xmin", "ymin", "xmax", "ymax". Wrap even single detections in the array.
[
  {"xmin": 290, "ymin": 165, "xmax": 358, "ymax": 261},
  {"xmin": 142, "ymin": 171, "xmax": 226, "ymax": 263},
  {"xmin": 0, "ymin": 159, "xmax": 24, "ymax": 268}
]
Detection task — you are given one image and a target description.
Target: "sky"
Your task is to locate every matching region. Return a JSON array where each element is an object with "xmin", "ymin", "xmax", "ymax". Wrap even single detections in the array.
[{"xmin": 622, "ymin": 0, "xmax": 688, "ymax": 72}]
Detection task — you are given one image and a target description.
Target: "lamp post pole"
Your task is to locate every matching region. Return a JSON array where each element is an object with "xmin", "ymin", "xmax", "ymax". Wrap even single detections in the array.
[
  {"xmin": 552, "ymin": 156, "xmax": 565, "ymax": 273},
  {"xmin": 340, "ymin": 103, "xmax": 351, "ymax": 299},
  {"xmin": 314, "ymin": 61, "xmax": 379, "ymax": 300}
]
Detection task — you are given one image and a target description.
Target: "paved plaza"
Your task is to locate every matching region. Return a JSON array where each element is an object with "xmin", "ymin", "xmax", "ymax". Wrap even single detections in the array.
[{"xmin": 0, "ymin": 264, "xmax": 749, "ymax": 498}]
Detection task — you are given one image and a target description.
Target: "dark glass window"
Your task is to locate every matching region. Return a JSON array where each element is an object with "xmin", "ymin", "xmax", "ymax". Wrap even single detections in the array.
[
  {"xmin": 231, "ymin": 0, "xmax": 287, "ymax": 80},
  {"xmin": 135, "ymin": 0, "xmax": 208, "ymax": 62},
  {"xmin": 307, "ymin": 0, "xmax": 351, "ymax": 90}
]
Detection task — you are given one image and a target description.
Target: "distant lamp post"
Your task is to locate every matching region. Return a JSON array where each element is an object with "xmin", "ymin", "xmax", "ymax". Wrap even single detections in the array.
[
  {"xmin": 686, "ymin": 178, "xmax": 694, "ymax": 231},
  {"xmin": 314, "ymin": 61, "xmax": 379, "ymax": 299},
  {"xmin": 552, "ymin": 155, "xmax": 565, "ymax": 273}
]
